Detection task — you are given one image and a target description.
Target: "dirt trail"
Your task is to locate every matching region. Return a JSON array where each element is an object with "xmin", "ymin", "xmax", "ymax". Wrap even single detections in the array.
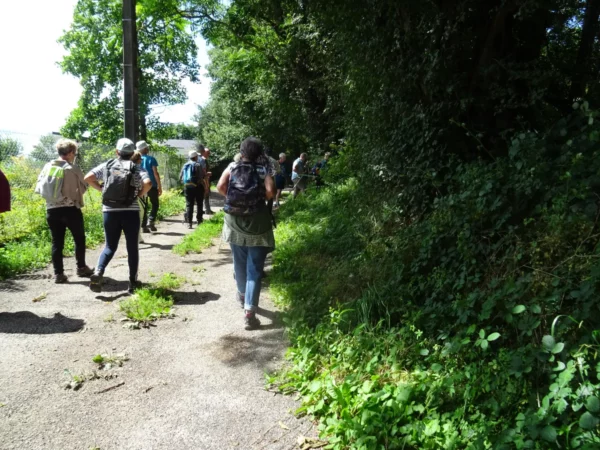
[{"xmin": 0, "ymin": 194, "xmax": 314, "ymax": 450}]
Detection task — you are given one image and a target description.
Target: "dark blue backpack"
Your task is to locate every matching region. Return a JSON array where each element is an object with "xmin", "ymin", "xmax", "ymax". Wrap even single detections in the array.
[{"xmin": 224, "ymin": 162, "xmax": 266, "ymax": 216}]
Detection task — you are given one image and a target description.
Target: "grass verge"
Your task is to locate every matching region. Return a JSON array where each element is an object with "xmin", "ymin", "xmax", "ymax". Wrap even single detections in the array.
[{"xmin": 172, "ymin": 211, "xmax": 224, "ymax": 256}]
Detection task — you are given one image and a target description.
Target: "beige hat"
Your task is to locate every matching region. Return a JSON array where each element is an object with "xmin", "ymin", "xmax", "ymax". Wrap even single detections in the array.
[
  {"xmin": 116, "ymin": 138, "xmax": 135, "ymax": 154},
  {"xmin": 135, "ymin": 140, "xmax": 149, "ymax": 151},
  {"xmin": 189, "ymin": 151, "xmax": 198, "ymax": 159}
]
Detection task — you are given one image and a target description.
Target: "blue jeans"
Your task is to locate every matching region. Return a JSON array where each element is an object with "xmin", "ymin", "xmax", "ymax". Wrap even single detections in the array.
[
  {"xmin": 230, "ymin": 244, "xmax": 269, "ymax": 312},
  {"xmin": 96, "ymin": 211, "xmax": 140, "ymax": 280}
]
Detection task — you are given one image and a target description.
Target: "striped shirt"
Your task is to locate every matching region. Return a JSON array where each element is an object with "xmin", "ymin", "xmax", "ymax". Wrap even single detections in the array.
[{"xmin": 90, "ymin": 160, "xmax": 149, "ymax": 212}]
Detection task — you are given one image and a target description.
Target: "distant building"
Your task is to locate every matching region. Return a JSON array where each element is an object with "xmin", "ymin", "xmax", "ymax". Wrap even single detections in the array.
[{"xmin": 161, "ymin": 139, "xmax": 197, "ymax": 158}]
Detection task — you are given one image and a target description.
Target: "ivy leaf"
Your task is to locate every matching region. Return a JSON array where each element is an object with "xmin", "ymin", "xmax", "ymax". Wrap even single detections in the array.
[
  {"xmin": 579, "ymin": 412, "xmax": 599, "ymax": 430},
  {"xmin": 487, "ymin": 332, "xmax": 501, "ymax": 341},
  {"xmin": 586, "ymin": 396, "xmax": 600, "ymax": 413},
  {"xmin": 512, "ymin": 305, "xmax": 526, "ymax": 314},
  {"xmin": 542, "ymin": 335, "xmax": 555, "ymax": 351},
  {"xmin": 540, "ymin": 425, "xmax": 557, "ymax": 442},
  {"xmin": 552, "ymin": 343, "xmax": 565, "ymax": 354}
]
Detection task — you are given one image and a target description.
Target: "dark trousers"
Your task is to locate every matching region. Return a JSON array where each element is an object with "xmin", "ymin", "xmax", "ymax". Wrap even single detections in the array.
[
  {"xmin": 184, "ymin": 184, "xmax": 205, "ymax": 223},
  {"xmin": 96, "ymin": 211, "xmax": 140, "ymax": 281},
  {"xmin": 142, "ymin": 186, "xmax": 159, "ymax": 227},
  {"xmin": 46, "ymin": 207, "xmax": 87, "ymax": 275}
]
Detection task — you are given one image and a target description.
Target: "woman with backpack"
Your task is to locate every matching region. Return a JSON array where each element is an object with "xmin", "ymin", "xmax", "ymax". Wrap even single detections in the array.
[{"xmin": 217, "ymin": 137, "xmax": 276, "ymax": 330}]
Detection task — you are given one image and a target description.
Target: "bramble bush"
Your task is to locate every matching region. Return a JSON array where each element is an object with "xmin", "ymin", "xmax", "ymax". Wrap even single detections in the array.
[{"xmin": 269, "ymin": 106, "xmax": 600, "ymax": 449}]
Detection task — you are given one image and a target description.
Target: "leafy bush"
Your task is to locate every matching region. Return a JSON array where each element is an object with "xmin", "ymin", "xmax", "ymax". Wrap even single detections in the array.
[{"xmin": 270, "ymin": 108, "xmax": 600, "ymax": 448}]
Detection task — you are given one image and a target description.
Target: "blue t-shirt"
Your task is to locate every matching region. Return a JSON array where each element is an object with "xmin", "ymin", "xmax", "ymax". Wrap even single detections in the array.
[{"xmin": 141, "ymin": 155, "xmax": 158, "ymax": 187}]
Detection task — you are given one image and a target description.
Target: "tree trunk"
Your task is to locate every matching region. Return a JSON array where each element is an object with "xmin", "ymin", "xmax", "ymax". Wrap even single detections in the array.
[{"xmin": 570, "ymin": 0, "xmax": 600, "ymax": 100}]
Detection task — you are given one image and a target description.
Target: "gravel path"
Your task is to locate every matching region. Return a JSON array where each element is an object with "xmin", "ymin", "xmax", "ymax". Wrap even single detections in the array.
[{"xmin": 0, "ymin": 197, "xmax": 315, "ymax": 450}]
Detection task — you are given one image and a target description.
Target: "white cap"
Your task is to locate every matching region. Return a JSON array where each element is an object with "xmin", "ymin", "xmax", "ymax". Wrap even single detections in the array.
[
  {"xmin": 136, "ymin": 140, "xmax": 149, "ymax": 151},
  {"xmin": 189, "ymin": 151, "xmax": 198, "ymax": 159},
  {"xmin": 116, "ymin": 138, "xmax": 135, "ymax": 154}
]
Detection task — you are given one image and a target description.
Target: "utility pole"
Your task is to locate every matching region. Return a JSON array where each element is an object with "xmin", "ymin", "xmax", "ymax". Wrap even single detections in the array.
[{"xmin": 122, "ymin": 0, "xmax": 139, "ymax": 141}]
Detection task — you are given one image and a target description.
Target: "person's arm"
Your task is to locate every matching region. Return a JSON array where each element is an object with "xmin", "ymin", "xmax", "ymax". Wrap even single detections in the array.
[
  {"xmin": 179, "ymin": 166, "xmax": 184, "ymax": 183},
  {"xmin": 292, "ymin": 161, "xmax": 300, "ymax": 174},
  {"xmin": 84, "ymin": 171, "xmax": 103, "ymax": 192},
  {"xmin": 264, "ymin": 174, "xmax": 276, "ymax": 200},
  {"xmin": 217, "ymin": 168, "xmax": 230, "ymax": 196},
  {"xmin": 152, "ymin": 164, "xmax": 162, "ymax": 196}
]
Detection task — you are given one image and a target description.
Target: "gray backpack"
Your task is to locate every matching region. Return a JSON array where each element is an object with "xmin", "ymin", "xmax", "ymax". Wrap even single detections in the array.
[
  {"xmin": 102, "ymin": 159, "xmax": 137, "ymax": 208},
  {"xmin": 34, "ymin": 162, "xmax": 66, "ymax": 201}
]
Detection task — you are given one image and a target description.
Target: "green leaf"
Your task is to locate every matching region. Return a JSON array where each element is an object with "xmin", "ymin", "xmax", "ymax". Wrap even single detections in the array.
[
  {"xmin": 512, "ymin": 305, "xmax": 526, "ymax": 314},
  {"xmin": 480, "ymin": 340, "xmax": 489, "ymax": 350},
  {"xmin": 586, "ymin": 396, "xmax": 600, "ymax": 413},
  {"xmin": 579, "ymin": 412, "xmax": 599, "ymax": 430},
  {"xmin": 420, "ymin": 349, "xmax": 429, "ymax": 356},
  {"xmin": 552, "ymin": 343, "xmax": 565, "ymax": 354},
  {"xmin": 542, "ymin": 335, "xmax": 555, "ymax": 351},
  {"xmin": 309, "ymin": 380, "xmax": 322, "ymax": 392},
  {"xmin": 531, "ymin": 304, "xmax": 542, "ymax": 314},
  {"xmin": 487, "ymin": 332, "xmax": 501, "ymax": 341},
  {"xmin": 479, "ymin": 329, "xmax": 485, "ymax": 339},
  {"xmin": 430, "ymin": 363, "xmax": 442, "ymax": 372},
  {"xmin": 540, "ymin": 425, "xmax": 557, "ymax": 442}
]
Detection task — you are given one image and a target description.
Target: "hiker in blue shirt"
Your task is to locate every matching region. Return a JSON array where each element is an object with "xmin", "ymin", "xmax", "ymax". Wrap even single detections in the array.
[
  {"xmin": 137, "ymin": 140, "xmax": 162, "ymax": 232},
  {"xmin": 179, "ymin": 147, "xmax": 207, "ymax": 229}
]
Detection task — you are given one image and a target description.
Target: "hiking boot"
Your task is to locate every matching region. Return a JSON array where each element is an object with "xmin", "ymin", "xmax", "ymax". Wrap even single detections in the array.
[
  {"xmin": 142, "ymin": 227, "xmax": 151, "ymax": 233},
  {"xmin": 76, "ymin": 266, "xmax": 94, "ymax": 277},
  {"xmin": 149, "ymin": 222, "xmax": 157, "ymax": 232},
  {"xmin": 89, "ymin": 271, "xmax": 103, "ymax": 293},
  {"xmin": 128, "ymin": 280, "xmax": 141, "ymax": 294},
  {"xmin": 244, "ymin": 312, "xmax": 261, "ymax": 331},
  {"xmin": 54, "ymin": 273, "xmax": 68, "ymax": 284},
  {"xmin": 236, "ymin": 292, "xmax": 245, "ymax": 309}
]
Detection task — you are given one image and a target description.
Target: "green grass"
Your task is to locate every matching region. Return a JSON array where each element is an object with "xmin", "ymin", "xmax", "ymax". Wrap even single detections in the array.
[
  {"xmin": 153, "ymin": 272, "xmax": 186, "ymax": 290},
  {"xmin": 119, "ymin": 288, "xmax": 174, "ymax": 323},
  {"xmin": 0, "ymin": 159, "xmax": 185, "ymax": 279},
  {"xmin": 172, "ymin": 211, "xmax": 224, "ymax": 256}
]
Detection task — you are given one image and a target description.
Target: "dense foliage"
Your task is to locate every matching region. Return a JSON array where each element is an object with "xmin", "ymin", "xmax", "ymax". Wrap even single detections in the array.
[{"xmin": 186, "ymin": 0, "xmax": 600, "ymax": 447}]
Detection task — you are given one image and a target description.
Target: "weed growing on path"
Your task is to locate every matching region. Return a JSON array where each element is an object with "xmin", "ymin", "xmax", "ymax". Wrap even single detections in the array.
[
  {"xmin": 153, "ymin": 272, "xmax": 186, "ymax": 290},
  {"xmin": 173, "ymin": 212, "xmax": 224, "ymax": 256},
  {"xmin": 92, "ymin": 353, "xmax": 129, "ymax": 370},
  {"xmin": 119, "ymin": 288, "xmax": 174, "ymax": 324}
]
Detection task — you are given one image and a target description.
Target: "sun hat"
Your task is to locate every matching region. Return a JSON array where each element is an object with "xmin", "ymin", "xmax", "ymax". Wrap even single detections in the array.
[
  {"xmin": 189, "ymin": 151, "xmax": 198, "ymax": 159},
  {"xmin": 116, "ymin": 138, "xmax": 135, "ymax": 154},
  {"xmin": 135, "ymin": 140, "xmax": 149, "ymax": 151}
]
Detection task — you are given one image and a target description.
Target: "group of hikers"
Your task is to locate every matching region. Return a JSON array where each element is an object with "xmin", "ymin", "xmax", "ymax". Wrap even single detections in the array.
[{"xmin": 30, "ymin": 136, "xmax": 328, "ymax": 330}]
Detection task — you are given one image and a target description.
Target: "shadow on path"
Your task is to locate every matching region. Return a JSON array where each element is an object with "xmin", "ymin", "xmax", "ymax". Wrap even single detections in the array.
[
  {"xmin": 210, "ymin": 330, "xmax": 286, "ymax": 368},
  {"xmin": 173, "ymin": 291, "xmax": 221, "ymax": 305},
  {"xmin": 0, "ymin": 312, "xmax": 85, "ymax": 334}
]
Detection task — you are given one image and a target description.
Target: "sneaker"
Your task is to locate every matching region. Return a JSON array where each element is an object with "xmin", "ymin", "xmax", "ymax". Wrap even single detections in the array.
[
  {"xmin": 149, "ymin": 222, "xmax": 157, "ymax": 232},
  {"xmin": 244, "ymin": 312, "xmax": 261, "ymax": 331},
  {"xmin": 76, "ymin": 266, "xmax": 94, "ymax": 277},
  {"xmin": 142, "ymin": 227, "xmax": 151, "ymax": 233},
  {"xmin": 54, "ymin": 273, "xmax": 68, "ymax": 284},
  {"xmin": 128, "ymin": 280, "xmax": 141, "ymax": 294},
  {"xmin": 236, "ymin": 292, "xmax": 245, "ymax": 309},
  {"xmin": 89, "ymin": 271, "xmax": 103, "ymax": 293}
]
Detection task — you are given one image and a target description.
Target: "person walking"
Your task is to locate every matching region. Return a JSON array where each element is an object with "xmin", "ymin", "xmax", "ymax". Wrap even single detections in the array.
[
  {"xmin": 217, "ymin": 137, "xmax": 276, "ymax": 330},
  {"xmin": 0, "ymin": 168, "xmax": 10, "ymax": 213},
  {"xmin": 312, "ymin": 152, "xmax": 330, "ymax": 189},
  {"xmin": 84, "ymin": 138, "xmax": 151, "ymax": 294},
  {"xmin": 34, "ymin": 138, "xmax": 94, "ymax": 283},
  {"xmin": 130, "ymin": 151, "xmax": 147, "ymax": 243},
  {"xmin": 292, "ymin": 153, "xmax": 308, "ymax": 198},
  {"xmin": 137, "ymin": 140, "xmax": 161, "ymax": 232},
  {"xmin": 179, "ymin": 148, "xmax": 206, "ymax": 229},
  {"xmin": 274, "ymin": 152, "xmax": 287, "ymax": 208},
  {"xmin": 201, "ymin": 147, "xmax": 215, "ymax": 214}
]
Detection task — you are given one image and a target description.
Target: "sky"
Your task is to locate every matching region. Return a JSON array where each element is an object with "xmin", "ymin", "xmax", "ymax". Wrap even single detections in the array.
[{"xmin": 0, "ymin": 0, "xmax": 212, "ymax": 152}]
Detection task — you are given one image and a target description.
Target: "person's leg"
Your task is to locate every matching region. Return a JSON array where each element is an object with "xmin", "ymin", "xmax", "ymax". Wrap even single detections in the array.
[
  {"xmin": 96, "ymin": 212, "xmax": 121, "ymax": 273},
  {"xmin": 64, "ymin": 207, "xmax": 93, "ymax": 275},
  {"xmin": 141, "ymin": 196, "xmax": 149, "ymax": 229},
  {"xmin": 196, "ymin": 184, "xmax": 205, "ymax": 223},
  {"xmin": 184, "ymin": 185, "xmax": 195, "ymax": 225},
  {"xmin": 46, "ymin": 208, "xmax": 67, "ymax": 278},
  {"xmin": 121, "ymin": 211, "xmax": 140, "ymax": 286},
  {"xmin": 230, "ymin": 244, "xmax": 248, "ymax": 302},
  {"xmin": 245, "ymin": 246, "xmax": 269, "ymax": 312},
  {"xmin": 204, "ymin": 181, "xmax": 213, "ymax": 213},
  {"xmin": 138, "ymin": 198, "xmax": 145, "ymax": 243},
  {"xmin": 148, "ymin": 187, "xmax": 159, "ymax": 228}
]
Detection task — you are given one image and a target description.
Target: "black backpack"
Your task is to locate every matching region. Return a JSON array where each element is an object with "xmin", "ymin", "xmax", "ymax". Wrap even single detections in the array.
[
  {"xmin": 102, "ymin": 159, "xmax": 137, "ymax": 208},
  {"xmin": 224, "ymin": 162, "xmax": 266, "ymax": 216}
]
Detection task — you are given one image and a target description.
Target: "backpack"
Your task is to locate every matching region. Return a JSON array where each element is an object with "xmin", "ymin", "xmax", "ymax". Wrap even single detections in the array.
[
  {"xmin": 101, "ymin": 159, "xmax": 137, "ymax": 208},
  {"xmin": 224, "ymin": 162, "xmax": 266, "ymax": 216},
  {"xmin": 34, "ymin": 162, "xmax": 66, "ymax": 201},
  {"xmin": 182, "ymin": 162, "xmax": 199, "ymax": 185}
]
